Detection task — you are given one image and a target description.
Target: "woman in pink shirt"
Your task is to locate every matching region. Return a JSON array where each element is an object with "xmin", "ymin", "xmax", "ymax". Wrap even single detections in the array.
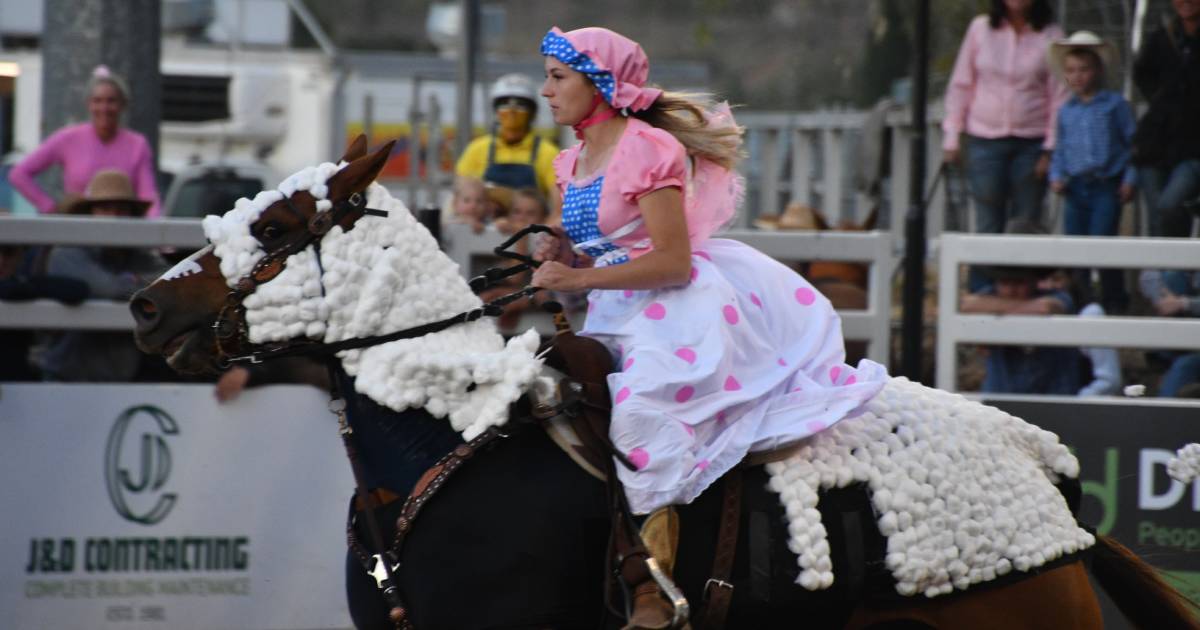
[
  {"xmin": 942, "ymin": 0, "xmax": 1067, "ymax": 291},
  {"xmin": 9, "ymin": 66, "xmax": 161, "ymax": 218}
]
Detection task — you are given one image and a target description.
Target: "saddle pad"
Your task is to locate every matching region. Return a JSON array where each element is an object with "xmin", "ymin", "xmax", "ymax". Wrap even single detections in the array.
[{"xmin": 766, "ymin": 377, "xmax": 1095, "ymax": 598}]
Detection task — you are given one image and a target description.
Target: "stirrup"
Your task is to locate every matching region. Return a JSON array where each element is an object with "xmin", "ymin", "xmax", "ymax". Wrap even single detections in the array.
[{"xmin": 645, "ymin": 556, "xmax": 690, "ymax": 628}]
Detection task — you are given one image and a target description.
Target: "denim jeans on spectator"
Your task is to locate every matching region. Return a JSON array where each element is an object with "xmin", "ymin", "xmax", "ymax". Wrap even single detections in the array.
[
  {"xmin": 1064, "ymin": 175, "xmax": 1127, "ymax": 311},
  {"xmin": 1139, "ymin": 159, "xmax": 1200, "ymax": 237},
  {"xmin": 965, "ymin": 136, "xmax": 1046, "ymax": 291},
  {"xmin": 1159, "ymin": 353, "xmax": 1200, "ymax": 397}
]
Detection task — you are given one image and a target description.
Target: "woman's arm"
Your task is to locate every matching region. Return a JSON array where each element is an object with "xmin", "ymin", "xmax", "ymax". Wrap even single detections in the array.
[
  {"xmin": 1132, "ymin": 32, "xmax": 1161, "ymax": 101},
  {"xmin": 1115, "ymin": 98, "xmax": 1139, "ymax": 188},
  {"xmin": 132, "ymin": 137, "xmax": 162, "ymax": 218},
  {"xmin": 8, "ymin": 131, "xmax": 66, "ymax": 213},
  {"xmin": 531, "ymin": 186, "xmax": 691, "ymax": 292},
  {"xmin": 941, "ymin": 19, "xmax": 980, "ymax": 155}
]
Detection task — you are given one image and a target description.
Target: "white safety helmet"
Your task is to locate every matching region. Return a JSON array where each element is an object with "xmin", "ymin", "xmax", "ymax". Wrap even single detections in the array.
[{"xmin": 490, "ymin": 73, "xmax": 538, "ymax": 113}]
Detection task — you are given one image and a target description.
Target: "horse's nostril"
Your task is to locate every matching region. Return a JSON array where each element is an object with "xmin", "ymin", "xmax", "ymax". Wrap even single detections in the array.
[{"xmin": 130, "ymin": 296, "xmax": 159, "ymax": 325}]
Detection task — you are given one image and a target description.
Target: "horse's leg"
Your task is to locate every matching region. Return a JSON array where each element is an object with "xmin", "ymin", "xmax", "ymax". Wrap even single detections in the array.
[{"xmin": 843, "ymin": 561, "xmax": 1103, "ymax": 630}]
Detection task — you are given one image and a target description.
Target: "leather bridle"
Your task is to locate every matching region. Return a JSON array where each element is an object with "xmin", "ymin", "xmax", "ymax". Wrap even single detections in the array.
[{"xmin": 212, "ymin": 190, "xmax": 386, "ymax": 366}]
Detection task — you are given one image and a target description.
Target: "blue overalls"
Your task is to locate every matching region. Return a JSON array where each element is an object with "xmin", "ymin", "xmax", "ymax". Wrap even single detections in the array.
[{"xmin": 483, "ymin": 134, "xmax": 541, "ymax": 190}]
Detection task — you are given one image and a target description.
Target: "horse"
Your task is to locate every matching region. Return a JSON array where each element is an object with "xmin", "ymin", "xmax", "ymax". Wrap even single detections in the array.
[{"xmin": 130, "ymin": 136, "xmax": 1199, "ymax": 630}]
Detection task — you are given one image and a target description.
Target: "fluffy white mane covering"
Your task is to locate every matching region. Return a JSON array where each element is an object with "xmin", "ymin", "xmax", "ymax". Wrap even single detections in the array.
[
  {"xmin": 766, "ymin": 377, "xmax": 1094, "ymax": 598},
  {"xmin": 201, "ymin": 162, "xmax": 544, "ymax": 439},
  {"xmin": 1168, "ymin": 443, "xmax": 1200, "ymax": 484}
]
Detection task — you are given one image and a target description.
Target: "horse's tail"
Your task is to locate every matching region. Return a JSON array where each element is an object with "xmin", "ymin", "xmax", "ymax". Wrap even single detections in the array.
[{"xmin": 1089, "ymin": 534, "xmax": 1200, "ymax": 629}]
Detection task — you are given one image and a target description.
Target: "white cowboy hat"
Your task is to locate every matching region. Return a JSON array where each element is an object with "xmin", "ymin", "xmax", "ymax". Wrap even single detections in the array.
[{"xmin": 1047, "ymin": 30, "xmax": 1117, "ymax": 79}]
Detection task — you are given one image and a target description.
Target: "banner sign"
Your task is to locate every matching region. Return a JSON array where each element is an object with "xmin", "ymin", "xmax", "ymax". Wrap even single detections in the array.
[
  {"xmin": 0, "ymin": 383, "xmax": 355, "ymax": 630},
  {"xmin": 984, "ymin": 396, "xmax": 1200, "ymax": 599},
  {"xmin": 3, "ymin": 384, "xmax": 1195, "ymax": 627}
]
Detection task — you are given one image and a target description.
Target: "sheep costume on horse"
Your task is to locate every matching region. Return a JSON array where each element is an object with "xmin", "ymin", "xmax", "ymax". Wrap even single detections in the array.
[{"xmin": 130, "ymin": 133, "xmax": 1200, "ymax": 629}]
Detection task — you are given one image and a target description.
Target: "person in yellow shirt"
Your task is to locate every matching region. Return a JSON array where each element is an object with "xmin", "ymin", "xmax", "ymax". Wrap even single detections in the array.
[{"xmin": 456, "ymin": 73, "xmax": 561, "ymax": 219}]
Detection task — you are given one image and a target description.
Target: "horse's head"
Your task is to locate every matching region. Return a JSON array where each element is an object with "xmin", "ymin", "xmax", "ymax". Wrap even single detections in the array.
[{"xmin": 130, "ymin": 135, "xmax": 401, "ymax": 374}]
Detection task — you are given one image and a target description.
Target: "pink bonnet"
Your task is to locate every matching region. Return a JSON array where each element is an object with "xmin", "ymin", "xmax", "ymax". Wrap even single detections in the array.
[{"xmin": 540, "ymin": 26, "xmax": 663, "ymax": 113}]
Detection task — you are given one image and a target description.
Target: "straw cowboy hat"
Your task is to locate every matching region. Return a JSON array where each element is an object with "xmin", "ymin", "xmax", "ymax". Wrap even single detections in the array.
[
  {"xmin": 65, "ymin": 169, "xmax": 151, "ymax": 215},
  {"xmin": 1047, "ymin": 30, "xmax": 1117, "ymax": 78}
]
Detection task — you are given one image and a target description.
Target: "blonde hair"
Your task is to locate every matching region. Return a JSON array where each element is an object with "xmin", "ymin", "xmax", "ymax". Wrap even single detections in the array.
[
  {"xmin": 86, "ymin": 65, "xmax": 129, "ymax": 104},
  {"xmin": 632, "ymin": 90, "xmax": 744, "ymax": 170}
]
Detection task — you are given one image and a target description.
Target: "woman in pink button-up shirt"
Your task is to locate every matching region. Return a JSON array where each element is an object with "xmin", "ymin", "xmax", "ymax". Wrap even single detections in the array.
[
  {"xmin": 9, "ymin": 66, "xmax": 161, "ymax": 218},
  {"xmin": 943, "ymin": 0, "xmax": 1067, "ymax": 290}
]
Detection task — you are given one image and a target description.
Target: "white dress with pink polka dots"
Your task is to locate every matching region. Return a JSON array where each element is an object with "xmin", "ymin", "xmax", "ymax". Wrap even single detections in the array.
[{"xmin": 556, "ymin": 120, "xmax": 889, "ymax": 514}]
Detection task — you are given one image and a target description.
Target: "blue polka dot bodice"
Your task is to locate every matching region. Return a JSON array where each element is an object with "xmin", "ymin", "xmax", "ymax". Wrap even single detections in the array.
[{"xmin": 561, "ymin": 176, "xmax": 629, "ymax": 266}]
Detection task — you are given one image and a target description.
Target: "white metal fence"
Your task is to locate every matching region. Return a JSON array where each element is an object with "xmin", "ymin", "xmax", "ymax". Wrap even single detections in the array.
[
  {"xmin": 0, "ymin": 216, "xmax": 897, "ymax": 364},
  {"xmin": 738, "ymin": 108, "xmax": 950, "ymax": 238},
  {"xmin": 441, "ymin": 223, "xmax": 898, "ymax": 365},
  {"xmin": 0, "ymin": 215, "xmax": 206, "ymax": 330},
  {"xmin": 935, "ymin": 233, "xmax": 1200, "ymax": 391},
  {"xmin": 8, "ymin": 216, "xmax": 1200, "ymax": 396}
]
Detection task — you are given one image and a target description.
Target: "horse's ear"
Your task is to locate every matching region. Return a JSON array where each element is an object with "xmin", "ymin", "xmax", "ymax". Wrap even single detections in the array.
[
  {"xmin": 340, "ymin": 134, "xmax": 369, "ymax": 163},
  {"xmin": 328, "ymin": 140, "xmax": 395, "ymax": 199},
  {"xmin": 860, "ymin": 205, "xmax": 879, "ymax": 231},
  {"xmin": 811, "ymin": 207, "xmax": 831, "ymax": 231}
]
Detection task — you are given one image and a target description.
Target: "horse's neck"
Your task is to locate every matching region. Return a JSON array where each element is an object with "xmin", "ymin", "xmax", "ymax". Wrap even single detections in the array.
[{"xmin": 338, "ymin": 369, "xmax": 464, "ymax": 495}]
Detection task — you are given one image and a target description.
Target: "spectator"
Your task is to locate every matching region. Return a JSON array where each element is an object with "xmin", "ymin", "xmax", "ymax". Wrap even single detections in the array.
[
  {"xmin": 455, "ymin": 74, "xmax": 561, "ymax": 219},
  {"xmin": 479, "ymin": 188, "xmax": 555, "ymax": 331},
  {"xmin": 8, "ymin": 65, "xmax": 161, "ymax": 218},
  {"xmin": 961, "ymin": 264, "xmax": 1083, "ymax": 395},
  {"xmin": 1132, "ymin": 0, "xmax": 1200, "ymax": 237},
  {"xmin": 1047, "ymin": 31, "xmax": 1136, "ymax": 312},
  {"xmin": 494, "ymin": 186, "xmax": 551, "ymax": 235},
  {"xmin": 942, "ymin": 0, "xmax": 1067, "ymax": 291},
  {"xmin": 0, "ymin": 245, "xmax": 88, "ymax": 380},
  {"xmin": 214, "ymin": 358, "xmax": 332, "ymax": 404},
  {"xmin": 1139, "ymin": 268, "xmax": 1200, "ymax": 396},
  {"xmin": 1039, "ymin": 270, "xmax": 1124, "ymax": 396},
  {"xmin": 33, "ymin": 170, "xmax": 168, "ymax": 381},
  {"xmin": 447, "ymin": 176, "xmax": 489, "ymax": 233}
]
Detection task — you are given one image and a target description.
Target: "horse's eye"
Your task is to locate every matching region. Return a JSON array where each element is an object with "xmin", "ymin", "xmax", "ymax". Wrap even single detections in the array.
[{"xmin": 260, "ymin": 223, "xmax": 284, "ymax": 241}]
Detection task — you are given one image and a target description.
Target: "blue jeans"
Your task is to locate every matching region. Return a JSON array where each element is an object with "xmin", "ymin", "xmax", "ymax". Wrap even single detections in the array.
[
  {"xmin": 1139, "ymin": 159, "xmax": 1200, "ymax": 237},
  {"xmin": 1160, "ymin": 353, "xmax": 1200, "ymax": 397},
  {"xmin": 966, "ymin": 136, "xmax": 1047, "ymax": 291},
  {"xmin": 1064, "ymin": 176, "xmax": 1127, "ymax": 310}
]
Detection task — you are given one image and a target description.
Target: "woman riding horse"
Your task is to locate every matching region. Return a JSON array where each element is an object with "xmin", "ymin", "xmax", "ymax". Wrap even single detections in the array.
[{"xmin": 127, "ymin": 54, "xmax": 1200, "ymax": 630}]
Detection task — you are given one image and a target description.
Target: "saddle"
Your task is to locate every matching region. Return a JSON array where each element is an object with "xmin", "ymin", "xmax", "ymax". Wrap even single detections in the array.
[{"xmin": 534, "ymin": 319, "xmax": 739, "ymax": 630}]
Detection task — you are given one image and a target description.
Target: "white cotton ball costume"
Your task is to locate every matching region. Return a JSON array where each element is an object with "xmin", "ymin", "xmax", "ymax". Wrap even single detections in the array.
[
  {"xmin": 1168, "ymin": 443, "xmax": 1200, "ymax": 484},
  {"xmin": 200, "ymin": 162, "xmax": 544, "ymax": 440},
  {"xmin": 199, "ymin": 161, "xmax": 1099, "ymax": 600},
  {"xmin": 765, "ymin": 378, "xmax": 1094, "ymax": 597}
]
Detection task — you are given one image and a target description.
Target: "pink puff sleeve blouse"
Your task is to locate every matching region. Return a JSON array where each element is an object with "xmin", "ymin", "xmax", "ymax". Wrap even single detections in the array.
[
  {"xmin": 8, "ymin": 123, "xmax": 161, "ymax": 217},
  {"xmin": 554, "ymin": 117, "xmax": 737, "ymax": 260}
]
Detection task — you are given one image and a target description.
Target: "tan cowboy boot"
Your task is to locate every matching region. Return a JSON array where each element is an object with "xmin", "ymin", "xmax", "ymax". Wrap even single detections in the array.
[{"xmin": 641, "ymin": 507, "xmax": 680, "ymax": 575}]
